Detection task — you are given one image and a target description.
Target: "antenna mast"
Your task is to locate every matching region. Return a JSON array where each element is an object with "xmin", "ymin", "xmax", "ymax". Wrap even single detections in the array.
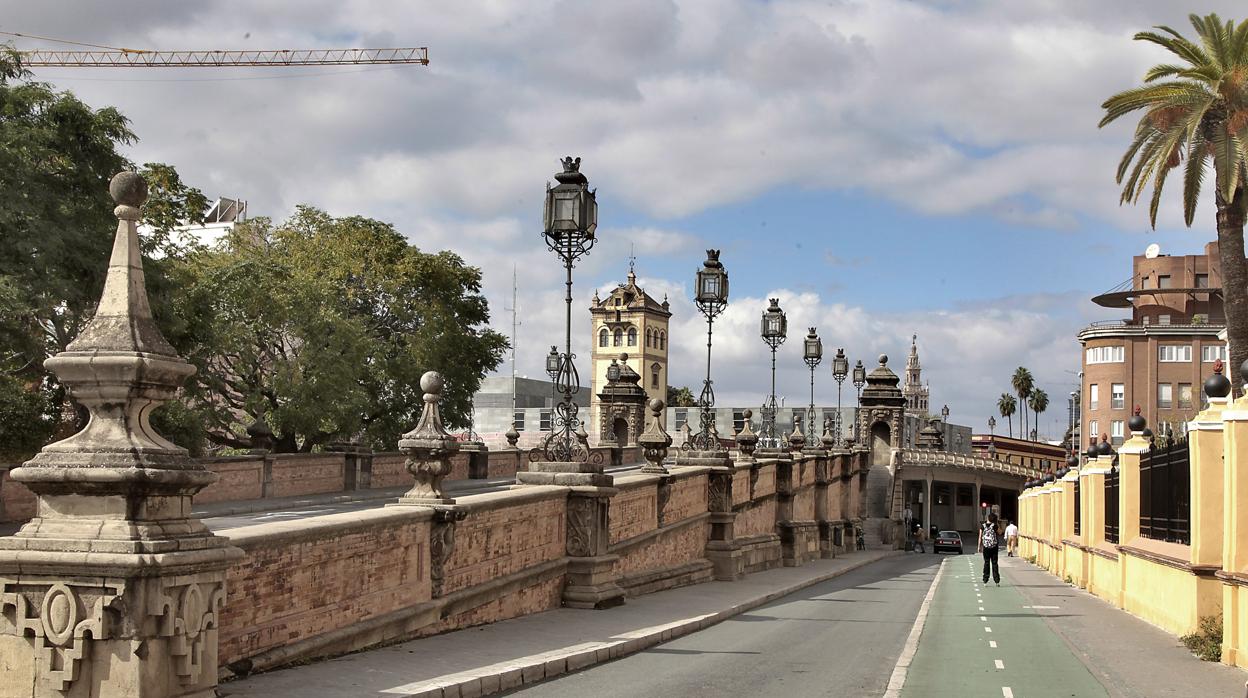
[{"xmin": 507, "ymin": 265, "xmax": 520, "ymax": 413}]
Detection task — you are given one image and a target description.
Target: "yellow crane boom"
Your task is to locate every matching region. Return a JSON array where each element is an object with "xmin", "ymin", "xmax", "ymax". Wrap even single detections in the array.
[{"xmin": 17, "ymin": 47, "xmax": 428, "ymax": 67}]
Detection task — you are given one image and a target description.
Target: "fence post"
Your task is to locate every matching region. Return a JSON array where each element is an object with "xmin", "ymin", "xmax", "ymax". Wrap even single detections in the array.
[
  {"xmin": 1222, "ymin": 362, "xmax": 1248, "ymax": 667},
  {"xmin": 1190, "ymin": 366, "xmax": 1229, "ymax": 568}
]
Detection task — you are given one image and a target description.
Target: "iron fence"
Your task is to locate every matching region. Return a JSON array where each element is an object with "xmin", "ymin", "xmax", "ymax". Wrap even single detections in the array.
[
  {"xmin": 1105, "ymin": 467, "xmax": 1120, "ymax": 544},
  {"xmin": 1139, "ymin": 438, "xmax": 1190, "ymax": 545}
]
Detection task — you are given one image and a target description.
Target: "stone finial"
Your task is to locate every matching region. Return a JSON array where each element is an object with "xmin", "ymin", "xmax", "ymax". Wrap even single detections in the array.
[
  {"xmin": 820, "ymin": 417, "xmax": 836, "ymax": 449},
  {"xmin": 1205, "ymin": 359, "xmax": 1231, "ymax": 399},
  {"xmin": 1128, "ymin": 405, "xmax": 1146, "ymax": 433},
  {"xmin": 878, "ymin": 353, "xmax": 888, "ymax": 366},
  {"xmin": 28, "ymin": 171, "xmax": 198, "ymax": 472},
  {"xmin": 397, "ymin": 371, "xmax": 460, "ymax": 505},
  {"xmin": 1097, "ymin": 433, "xmax": 1113, "ymax": 457},
  {"xmin": 639, "ymin": 399, "xmax": 672, "ymax": 474},
  {"xmin": 735, "ymin": 408, "xmax": 758, "ymax": 460},
  {"xmin": 505, "ymin": 425, "xmax": 520, "ymax": 448},
  {"xmin": 788, "ymin": 420, "xmax": 805, "ymax": 452},
  {"xmin": 247, "ymin": 417, "xmax": 274, "ymax": 453}
]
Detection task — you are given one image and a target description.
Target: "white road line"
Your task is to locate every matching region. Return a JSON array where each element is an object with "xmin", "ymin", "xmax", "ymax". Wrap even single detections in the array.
[
  {"xmin": 984, "ymin": 626, "xmax": 993, "ymax": 632},
  {"xmin": 980, "ymin": 615, "xmax": 987, "ymax": 621},
  {"xmin": 1002, "ymin": 687, "xmax": 1014, "ymax": 698},
  {"xmin": 994, "ymin": 659, "xmax": 1005, "ymax": 669},
  {"xmin": 989, "ymin": 640, "xmax": 997, "ymax": 648},
  {"xmin": 979, "ymin": 606, "xmax": 985, "ymax": 611},
  {"xmin": 883, "ymin": 559, "xmax": 946, "ymax": 698},
  {"xmin": 1023, "ymin": 605, "xmax": 1060, "ymax": 609}
]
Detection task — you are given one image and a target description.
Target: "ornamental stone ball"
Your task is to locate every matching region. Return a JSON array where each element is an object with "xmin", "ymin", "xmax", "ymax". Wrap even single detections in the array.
[
  {"xmin": 109, "ymin": 170, "xmax": 148, "ymax": 207},
  {"xmin": 1205, "ymin": 359, "xmax": 1231, "ymax": 399},
  {"xmin": 648, "ymin": 397, "xmax": 664, "ymax": 413},
  {"xmin": 421, "ymin": 370, "xmax": 444, "ymax": 395},
  {"xmin": 1128, "ymin": 405, "xmax": 1146, "ymax": 433},
  {"xmin": 878, "ymin": 354, "xmax": 888, "ymax": 365}
]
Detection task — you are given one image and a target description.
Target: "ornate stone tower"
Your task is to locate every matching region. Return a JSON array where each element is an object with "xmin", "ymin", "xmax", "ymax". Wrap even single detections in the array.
[
  {"xmin": 902, "ymin": 334, "xmax": 930, "ymax": 417},
  {"xmin": 589, "ymin": 267, "xmax": 671, "ymax": 436},
  {"xmin": 858, "ymin": 354, "xmax": 907, "ymax": 520},
  {"xmin": 597, "ymin": 353, "xmax": 648, "ymax": 446}
]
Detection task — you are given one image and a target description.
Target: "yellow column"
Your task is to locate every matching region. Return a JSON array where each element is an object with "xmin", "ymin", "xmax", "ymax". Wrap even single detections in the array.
[
  {"xmin": 1117, "ymin": 433, "xmax": 1147, "ymax": 548},
  {"xmin": 1189, "ymin": 390, "xmax": 1227, "ymax": 569},
  {"xmin": 1221, "ymin": 380, "xmax": 1248, "ymax": 667},
  {"xmin": 1048, "ymin": 476, "xmax": 1063, "ymax": 575}
]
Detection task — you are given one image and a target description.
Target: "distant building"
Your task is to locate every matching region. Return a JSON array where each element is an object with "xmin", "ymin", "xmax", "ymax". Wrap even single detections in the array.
[
  {"xmin": 1077, "ymin": 241, "xmax": 1226, "ymax": 445},
  {"xmin": 589, "ymin": 266, "xmax": 671, "ymax": 432},
  {"xmin": 140, "ymin": 197, "xmax": 249, "ymax": 247},
  {"xmin": 902, "ymin": 334, "xmax": 930, "ymax": 417},
  {"xmin": 971, "ymin": 434, "xmax": 1066, "ymax": 474}
]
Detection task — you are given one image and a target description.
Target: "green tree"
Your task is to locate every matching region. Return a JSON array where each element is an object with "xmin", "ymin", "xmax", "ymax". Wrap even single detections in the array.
[
  {"xmin": 1028, "ymin": 388, "xmax": 1049, "ymax": 441},
  {"xmin": 997, "ymin": 393, "xmax": 1017, "ymax": 438},
  {"xmin": 1012, "ymin": 367, "xmax": 1034, "ymax": 440},
  {"xmin": 166, "ymin": 207, "xmax": 508, "ymax": 453},
  {"xmin": 666, "ymin": 386, "xmax": 697, "ymax": 407},
  {"xmin": 1100, "ymin": 13, "xmax": 1248, "ymax": 389},
  {"xmin": 0, "ymin": 48, "xmax": 207, "ymax": 459}
]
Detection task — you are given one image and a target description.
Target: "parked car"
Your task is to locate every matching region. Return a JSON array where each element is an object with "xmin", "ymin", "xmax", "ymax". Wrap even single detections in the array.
[{"xmin": 933, "ymin": 530, "xmax": 963, "ymax": 554}]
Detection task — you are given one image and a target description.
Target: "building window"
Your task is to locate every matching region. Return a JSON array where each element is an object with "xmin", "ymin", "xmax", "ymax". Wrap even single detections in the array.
[
  {"xmin": 613, "ymin": 328, "xmax": 623, "ymax": 346},
  {"xmin": 513, "ymin": 411, "xmax": 525, "ymax": 431},
  {"xmin": 1158, "ymin": 384, "xmax": 1172, "ymax": 408},
  {"xmin": 1158, "ymin": 345, "xmax": 1191, "ymax": 362},
  {"xmin": 1142, "ymin": 316, "xmax": 1151, "ymax": 326},
  {"xmin": 1111, "ymin": 420, "xmax": 1124, "ymax": 445},
  {"xmin": 1089, "ymin": 384, "xmax": 1099, "ymax": 411},
  {"xmin": 651, "ymin": 363, "xmax": 661, "ymax": 388},
  {"xmin": 614, "ymin": 297, "xmax": 622, "ymax": 306},
  {"xmin": 1195, "ymin": 273, "xmax": 1209, "ymax": 288},
  {"xmin": 1201, "ymin": 345, "xmax": 1227, "ymax": 363},
  {"xmin": 674, "ymin": 408, "xmax": 688, "ymax": 430},
  {"xmin": 1158, "ymin": 314, "xmax": 1171, "ymax": 325},
  {"xmin": 1178, "ymin": 383, "xmax": 1193, "ymax": 409},
  {"xmin": 1140, "ymin": 276, "xmax": 1151, "ymax": 289},
  {"xmin": 598, "ymin": 328, "xmax": 609, "ymax": 347},
  {"xmin": 1086, "ymin": 346, "xmax": 1124, "ymax": 364},
  {"xmin": 1111, "ymin": 383, "xmax": 1125, "ymax": 410},
  {"xmin": 733, "ymin": 410, "xmax": 746, "ymax": 433},
  {"xmin": 539, "ymin": 410, "xmax": 552, "ymax": 431},
  {"xmin": 1089, "ymin": 419, "xmax": 1099, "ymax": 440},
  {"xmin": 1157, "ymin": 275, "xmax": 1172, "ymax": 289},
  {"xmin": 659, "ymin": 331, "xmax": 666, "ymax": 350},
  {"xmin": 627, "ymin": 327, "xmax": 637, "ymax": 346},
  {"xmin": 645, "ymin": 328, "xmax": 652, "ymax": 347}
]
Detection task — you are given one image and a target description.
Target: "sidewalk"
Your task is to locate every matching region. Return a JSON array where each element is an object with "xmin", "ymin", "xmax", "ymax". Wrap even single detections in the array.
[
  {"xmin": 1006, "ymin": 557, "xmax": 1247, "ymax": 698},
  {"xmin": 219, "ymin": 548, "xmax": 899, "ymax": 698}
]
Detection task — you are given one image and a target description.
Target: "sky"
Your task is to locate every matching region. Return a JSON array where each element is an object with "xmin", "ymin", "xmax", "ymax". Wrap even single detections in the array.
[{"xmin": 6, "ymin": 0, "xmax": 1243, "ymax": 440}]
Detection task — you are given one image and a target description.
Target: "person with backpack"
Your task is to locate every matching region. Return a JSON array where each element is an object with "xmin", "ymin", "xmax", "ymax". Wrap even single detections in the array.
[{"xmin": 978, "ymin": 512, "xmax": 1002, "ymax": 585}]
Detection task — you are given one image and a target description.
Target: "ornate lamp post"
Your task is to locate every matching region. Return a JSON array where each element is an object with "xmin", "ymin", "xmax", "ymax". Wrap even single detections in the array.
[
  {"xmin": 988, "ymin": 415, "xmax": 996, "ymax": 437},
  {"xmin": 760, "ymin": 298, "xmax": 787, "ymax": 448},
  {"xmin": 831, "ymin": 347, "xmax": 848, "ymax": 446},
  {"xmin": 802, "ymin": 328, "xmax": 823, "ymax": 438},
  {"xmin": 684, "ymin": 250, "xmax": 729, "ymax": 451},
  {"xmin": 940, "ymin": 403, "xmax": 950, "ymax": 451},
  {"xmin": 852, "ymin": 359, "xmax": 866, "ymax": 441},
  {"xmin": 602, "ymin": 357, "xmax": 622, "ymax": 445},
  {"xmin": 536, "ymin": 157, "xmax": 598, "ymax": 462}
]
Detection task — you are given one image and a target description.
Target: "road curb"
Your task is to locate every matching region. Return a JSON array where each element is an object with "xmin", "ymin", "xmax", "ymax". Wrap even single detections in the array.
[{"xmin": 393, "ymin": 549, "xmax": 901, "ymax": 698}]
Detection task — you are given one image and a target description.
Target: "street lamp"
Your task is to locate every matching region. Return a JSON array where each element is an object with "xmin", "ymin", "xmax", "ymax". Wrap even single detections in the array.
[
  {"xmin": 536, "ymin": 156, "xmax": 598, "ymax": 462},
  {"xmin": 760, "ymin": 298, "xmax": 787, "ymax": 448},
  {"xmin": 941, "ymin": 404, "xmax": 950, "ymax": 422},
  {"xmin": 940, "ymin": 404, "xmax": 950, "ymax": 451},
  {"xmin": 988, "ymin": 415, "xmax": 996, "ymax": 436},
  {"xmin": 602, "ymin": 357, "xmax": 622, "ymax": 445},
  {"xmin": 803, "ymin": 328, "xmax": 823, "ymax": 439},
  {"xmin": 684, "ymin": 250, "xmax": 729, "ymax": 452},
  {"xmin": 852, "ymin": 359, "xmax": 866, "ymax": 442},
  {"xmin": 831, "ymin": 347, "xmax": 848, "ymax": 446}
]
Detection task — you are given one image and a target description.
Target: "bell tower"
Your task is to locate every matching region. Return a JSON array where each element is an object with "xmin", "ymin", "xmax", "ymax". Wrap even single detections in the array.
[{"xmin": 589, "ymin": 265, "xmax": 672, "ymax": 437}]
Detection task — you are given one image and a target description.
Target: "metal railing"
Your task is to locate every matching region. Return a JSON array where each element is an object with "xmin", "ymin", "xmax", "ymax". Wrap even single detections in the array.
[
  {"xmin": 1139, "ymin": 438, "xmax": 1191, "ymax": 545},
  {"xmin": 899, "ymin": 448, "xmax": 1044, "ymax": 480},
  {"xmin": 1105, "ymin": 467, "xmax": 1120, "ymax": 544}
]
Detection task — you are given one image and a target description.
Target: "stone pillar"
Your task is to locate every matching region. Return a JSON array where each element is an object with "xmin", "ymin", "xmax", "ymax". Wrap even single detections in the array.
[
  {"xmin": 460, "ymin": 440, "xmax": 489, "ymax": 479},
  {"xmin": 247, "ymin": 418, "xmax": 276, "ymax": 498},
  {"xmin": 517, "ymin": 414, "xmax": 622, "ymax": 608},
  {"xmin": 0, "ymin": 173, "xmax": 242, "ymax": 698},
  {"xmin": 678, "ymin": 418, "xmax": 740, "ymax": 581},
  {"xmin": 816, "ymin": 424, "xmax": 835, "ymax": 558},
  {"xmin": 1223, "ymin": 365, "xmax": 1248, "ymax": 667},
  {"xmin": 1188, "ymin": 373, "xmax": 1228, "ymax": 569},
  {"xmin": 776, "ymin": 424, "xmax": 807, "ymax": 566}
]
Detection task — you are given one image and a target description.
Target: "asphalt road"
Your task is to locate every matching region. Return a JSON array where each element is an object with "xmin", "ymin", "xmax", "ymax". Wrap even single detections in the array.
[{"xmin": 508, "ymin": 553, "xmax": 942, "ymax": 697}]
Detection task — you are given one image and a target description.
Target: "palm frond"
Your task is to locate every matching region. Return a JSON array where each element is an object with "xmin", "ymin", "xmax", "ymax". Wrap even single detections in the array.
[
  {"xmin": 1229, "ymin": 19, "xmax": 1248, "ymax": 65},
  {"xmin": 1137, "ymin": 29, "xmax": 1213, "ymax": 67},
  {"xmin": 1099, "ymin": 82, "xmax": 1203, "ymax": 127},
  {"xmin": 1182, "ymin": 128, "xmax": 1208, "ymax": 225},
  {"xmin": 1116, "ymin": 124, "xmax": 1154, "ymax": 182},
  {"xmin": 1211, "ymin": 127, "xmax": 1244, "ymax": 200},
  {"xmin": 1146, "ymin": 120, "xmax": 1192, "ymax": 225},
  {"xmin": 1144, "ymin": 63, "xmax": 1192, "ymax": 82}
]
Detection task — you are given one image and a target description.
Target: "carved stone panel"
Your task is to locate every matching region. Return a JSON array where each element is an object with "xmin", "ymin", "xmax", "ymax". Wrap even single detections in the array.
[{"xmin": 0, "ymin": 577, "xmax": 123, "ymax": 692}]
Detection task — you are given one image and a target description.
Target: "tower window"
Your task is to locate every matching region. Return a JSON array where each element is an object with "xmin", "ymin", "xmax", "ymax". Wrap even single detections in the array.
[
  {"xmin": 651, "ymin": 362, "xmax": 661, "ymax": 388},
  {"xmin": 628, "ymin": 327, "xmax": 637, "ymax": 346},
  {"xmin": 613, "ymin": 328, "xmax": 623, "ymax": 346},
  {"xmin": 646, "ymin": 328, "xmax": 652, "ymax": 347},
  {"xmin": 599, "ymin": 328, "xmax": 609, "ymax": 347},
  {"xmin": 659, "ymin": 331, "xmax": 666, "ymax": 350}
]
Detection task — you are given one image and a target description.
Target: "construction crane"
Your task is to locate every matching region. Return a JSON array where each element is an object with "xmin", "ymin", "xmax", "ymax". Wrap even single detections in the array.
[{"xmin": 2, "ymin": 31, "xmax": 428, "ymax": 67}]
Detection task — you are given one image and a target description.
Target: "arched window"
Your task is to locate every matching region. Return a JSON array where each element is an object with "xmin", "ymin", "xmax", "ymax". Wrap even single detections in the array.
[
  {"xmin": 613, "ymin": 328, "xmax": 623, "ymax": 346},
  {"xmin": 659, "ymin": 331, "xmax": 666, "ymax": 350},
  {"xmin": 651, "ymin": 363, "xmax": 662, "ymax": 388},
  {"xmin": 627, "ymin": 327, "xmax": 637, "ymax": 346},
  {"xmin": 599, "ymin": 328, "xmax": 609, "ymax": 347},
  {"xmin": 645, "ymin": 328, "xmax": 652, "ymax": 347}
]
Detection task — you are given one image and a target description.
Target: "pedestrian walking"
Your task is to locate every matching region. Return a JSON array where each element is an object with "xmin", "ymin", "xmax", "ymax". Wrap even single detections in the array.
[
  {"xmin": 911, "ymin": 520, "xmax": 926, "ymax": 553},
  {"xmin": 978, "ymin": 512, "xmax": 1002, "ymax": 585},
  {"xmin": 1005, "ymin": 520, "xmax": 1018, "ymax": 557}
]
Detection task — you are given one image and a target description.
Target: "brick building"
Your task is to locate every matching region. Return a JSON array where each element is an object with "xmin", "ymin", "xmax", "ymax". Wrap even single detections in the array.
[{"xmin": 1077, "ymin": 241, "xmax": 1226, "ymax": 445}]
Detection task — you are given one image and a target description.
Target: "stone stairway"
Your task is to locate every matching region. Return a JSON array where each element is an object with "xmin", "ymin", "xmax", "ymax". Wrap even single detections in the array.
[{"xmin": 861, "ymin": 517, "xmax": 890, "ymax": 547}]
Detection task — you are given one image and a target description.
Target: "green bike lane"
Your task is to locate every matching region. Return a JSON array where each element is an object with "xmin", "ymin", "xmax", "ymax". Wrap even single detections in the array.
[{"xmin": 901, "ymin": 554, "xmax": 1106, "ymax": 698}]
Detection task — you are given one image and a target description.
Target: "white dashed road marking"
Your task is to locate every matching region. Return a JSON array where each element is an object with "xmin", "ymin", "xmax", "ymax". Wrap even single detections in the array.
[
  {"xmin": 1002, "ymin": 688, "xmax": 1014, "ymax": 698},
  {"xmin": 984, "ymin": 626, "xmax": 992, "ymax": 632},
  {"xmin": 989, "ymin": 640, "xmax": 997, "ymax": 648},
  {"xmin": 994, "ymin": 659, "xmax": 1005, "ymax": 669}
]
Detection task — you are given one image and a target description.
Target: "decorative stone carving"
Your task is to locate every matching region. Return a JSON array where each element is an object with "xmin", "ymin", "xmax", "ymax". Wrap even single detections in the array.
[
  {"xmin": 787, "ymin": 420, "xmax": 805, "ymax": 452},
  {"xmin": 504, "ymin": 426, "xmax": 520, "ymax": 449},
  {"xmin": 638, "ymin": 399, "xmax": 672, "ymax": 474},
  {"xmin": 429, "ymin": 507, "xmax": 468, "ymax": 597},
  {"xmin": 708, "ymin": 471, "xmax": 732, "ymax": 513},
  {"xmin": 656, "ymin": 478, "xmax": 673, "ymax": 527},
  {"xmin": 566, "ymin": 496, "xmax": 598, "ymax": 558},
  {"xmin": 735, "ymin": 409, "xmax": 758, "ymax": 462},
  {"xmin": 151, "ymin": 577, "xmax": 227, "ymax": 685},
  {"xmin": 397, "ymin": 371, "xmax": 460, "ymax": 505},
  {"xmin": 0, "ymin": 579, "xmax": 122, "ymax": 692}
]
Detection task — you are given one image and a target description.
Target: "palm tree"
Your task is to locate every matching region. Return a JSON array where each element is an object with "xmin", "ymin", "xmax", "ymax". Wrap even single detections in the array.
[
  {"xmin": 997, "ymin": 393, "xmax": 1017, "ymax": 438},
  {"xmin": 1029, "ymin": 389, "xmax": 1049, "ymax": 441},
  {"xmin": 1012, "ymin": 367, "xmax": 1034, "ymax": 440},
  {"xmin": 1101, "ymin": 13, "xmax": 1248, "ymax": 390}
]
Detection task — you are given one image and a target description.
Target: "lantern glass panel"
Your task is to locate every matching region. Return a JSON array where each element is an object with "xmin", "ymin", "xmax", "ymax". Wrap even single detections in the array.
[
  {"xmin": 607, "ymin": 362, "xmax": 621, "ymax": 381},
  {"xmin": 805, "ymin": 336, "xmax": 822, "ymax": 360},
  {"xmin": 700, "ymin": 273, "xmax": 720, "ymax": 299},
  {"xmin": 554, "ymin": 192, "xmax": 577, "ymax": 227},
  {"xmin": 546, "ymin": 351, "xmax": 560, "ymax": 374},
  {"xmin": 584, "ymin": 192, "xmax": 598, "ymax": 234}
]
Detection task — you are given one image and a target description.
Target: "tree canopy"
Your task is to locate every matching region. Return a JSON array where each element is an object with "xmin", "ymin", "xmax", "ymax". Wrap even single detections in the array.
[{"xmin": 165, "ymin": 207, "xmax": 508, "ymax": 453}]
